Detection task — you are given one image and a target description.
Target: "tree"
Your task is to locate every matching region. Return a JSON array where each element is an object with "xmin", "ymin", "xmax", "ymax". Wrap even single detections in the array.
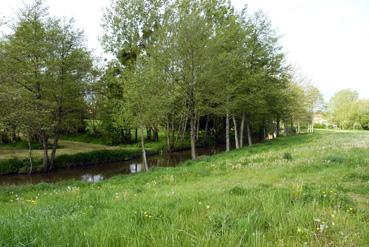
[
  {"xmin": 102, "ymin": 0, "xmax": 170, "ymax": 168},
  {"xmin": 303, "ymin": 83, "xmax": 323, "ymax": 133},
  {"xmin": 0, "ymin": 0, "xmax": 92, "ymax": 171},
  {"xmin": 328, "ymin": 89, "xmax": 369, "ymax": 129},
  {"xmin": 328, "ymin": 89, "xmax": 359, "ymax": 129}
]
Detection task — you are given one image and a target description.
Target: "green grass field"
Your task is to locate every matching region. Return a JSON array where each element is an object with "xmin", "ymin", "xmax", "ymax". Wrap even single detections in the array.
[{"xmin": 0, "ymin": 130, "xmax": 368, "ymax": 246}]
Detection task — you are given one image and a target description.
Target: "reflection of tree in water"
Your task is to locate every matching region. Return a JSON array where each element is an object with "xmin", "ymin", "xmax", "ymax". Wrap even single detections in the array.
[
  {"xmin": 130, "ymin": 163, "xmax": 142, "ymax": 173},
  {"xmin": 81, "ymin": 174, "xmax": 104, "ymax": 183},
  {"xmin": 146, "ymin": 146, "xmax": 223, "ymax": 168}
]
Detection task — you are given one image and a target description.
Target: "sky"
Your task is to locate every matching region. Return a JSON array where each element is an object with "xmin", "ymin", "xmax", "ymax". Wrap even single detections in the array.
[{"xmin": 1, "ymin": 0, "xmax": 369, "ymax": 100}]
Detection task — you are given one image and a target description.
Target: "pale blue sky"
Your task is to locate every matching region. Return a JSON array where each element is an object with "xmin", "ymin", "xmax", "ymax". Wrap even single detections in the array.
[{"xmin": 1, "ymin": 0, "xmax": 369, "ymax": 100}]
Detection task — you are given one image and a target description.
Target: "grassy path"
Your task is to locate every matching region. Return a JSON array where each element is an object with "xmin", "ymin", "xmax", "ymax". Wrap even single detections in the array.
[
  {"xmin": 0, "ymin": 130, "xmax": 368, "ymax": 246},
  {"xmin": 0, "ymin": 139, "xmax": 120, "ymax": 161}
]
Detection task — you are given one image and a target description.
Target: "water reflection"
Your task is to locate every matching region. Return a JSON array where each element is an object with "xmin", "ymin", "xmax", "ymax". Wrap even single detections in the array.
[
  {"xmin": 130, "ymin": 163, "xmax": 142, "ymax": 173},
  {"xmin": 81, "ymin": 174, "xmax": 104, "ymax": 183},
  {"xmin": 0, "ymin": 145, "xmax": 224, "ymax": 185}
]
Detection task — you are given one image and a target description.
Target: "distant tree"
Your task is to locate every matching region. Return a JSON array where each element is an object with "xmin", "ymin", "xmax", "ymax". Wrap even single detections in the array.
[
  {"xmin": 328, "ymin": 89, "xmax": 359, "ymax": 129},
  {"xmin": 303, "ymin": 83, "xmax": 324, "ymax": 133}
]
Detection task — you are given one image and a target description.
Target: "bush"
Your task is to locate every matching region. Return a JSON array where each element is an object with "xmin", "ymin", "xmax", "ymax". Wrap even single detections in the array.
[
  {"xmin": 314, "ymin": 123, "xmax": 327, "ymax": 129},
  {"xmin": 0, "ymin": 159, "xmax": 28, "ymax": 174},
  {"xmin": 359, "ymin": 115, "xmax": 369, "ymax": 130}
]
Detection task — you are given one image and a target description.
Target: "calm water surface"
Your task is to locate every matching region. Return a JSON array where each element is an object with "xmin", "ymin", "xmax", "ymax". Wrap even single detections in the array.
[{"xmin": 0, "ymin": 146, "xmax": 224, "ymax": 185}]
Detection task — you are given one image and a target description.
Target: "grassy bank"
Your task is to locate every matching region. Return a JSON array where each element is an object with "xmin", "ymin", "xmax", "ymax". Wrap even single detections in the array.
[{"xmin": 0, "ymin": 130, "xmax": 369, "ymax": 246}]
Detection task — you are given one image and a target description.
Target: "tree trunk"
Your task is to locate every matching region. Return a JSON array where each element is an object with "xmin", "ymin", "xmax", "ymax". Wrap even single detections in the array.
[
  {"xmin": 311, "ymin": 119, "xmax": 314, "ymax": 133},
  {"xmin": 11, "ymin": 127, "xmax": 17, "ymax": 143},
  {"xmin": 49, "ymin": 134, "xmax": 59, "ymax": 170},
  {"xmin": 41, "ymin": 134, "xmax": 49, "ymax": 171},
  {"xmin": 174, "ymin": 115, "xmax": 182, "ymax": 146},
  {"xmin": 246, "ymin": 119, "xmax": 252, "ymax": 146},
  {"xmin": 297, "ymin": 120, "xmax": 300, "ymax": 134},
  {"xmin": 196, "ymin": 114, "xmax": 200, "ymax": 141},
  {"xmin": 171, "ymin": 119, "xmax": 175, "ymax": 148},
  {"xmin": 290, "ymin": 117, "xmax": 294, "ymax": 134},
  {"xmin": 27, "ymin": 135, "xmax": 33, "ymax": 174},
  {"xmin": 204, "ymin": 115, "xmax": 209, "ymax": 145},
  {"xmin": 190, "ymin": 113, "xmax": 196, "ymax": 159},
  {"xmin": 166, "ymin": 118, "xmax": 171, "ymax": 151},
  {"xmin": 135, "ymin": 128, "xmax": 138, "ymax": 142},
  {"xmin": 239, "ymin": 112, "xmax": 245, "ymax": 148},
  {"xmin": 180, "ymin": 115, "xmax": 188, "ymax": 143},
  {"xmin": 153, "ymin": 126, "xmax": 159, "ymax": 142},
  {"xmin": 284, "ymin": 119, "xmax": 289, "ymax": 136},
  {"xmin": 232, "ymin": 115, "xmax": 239, "ymax": 149},
  {"xmin": 128, "ymin": 129, "xmax": 132, "ymax": 143},
  {"xmin": 146, "ymin": 128, "xmax": 152, "ymax": 141},
  {"xmin": 140, "ymin": 126, "xmax": 148, "ymax": 171},
  {"xmin": 276, "ymin": 119, "xmax": 280, "ymax": 137},
  {"xmin": 188, "ymin": 59, "xmax": 196, "ymax": 159},
  {"xmin": 226, "ymin": 109, "xmax": 230, "ymax": 152}
]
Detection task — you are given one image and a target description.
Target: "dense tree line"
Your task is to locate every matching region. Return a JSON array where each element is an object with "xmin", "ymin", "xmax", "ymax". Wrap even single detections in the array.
[
  {"xmin": 98, "ymin": 0, "xmax": 323, "ymax": 167},
  {"xmin": 0, "ymin": 0, "xmax": 322, "ymax": 171}
]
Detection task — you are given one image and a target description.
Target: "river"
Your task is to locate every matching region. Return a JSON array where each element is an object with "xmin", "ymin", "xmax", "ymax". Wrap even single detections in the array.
[{"xmin": 0, "ymin": 146, "xmax": 224, "ymax": 185}]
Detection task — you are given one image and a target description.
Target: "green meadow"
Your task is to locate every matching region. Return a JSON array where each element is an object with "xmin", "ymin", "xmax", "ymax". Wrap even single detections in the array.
[{"xmin": 0, "ymin": 130, "xmax": 368, "ymax": 246}]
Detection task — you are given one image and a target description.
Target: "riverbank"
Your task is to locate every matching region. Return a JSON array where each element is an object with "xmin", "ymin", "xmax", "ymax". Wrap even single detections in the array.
[
  {"xmin": 0, "ymin": 145, "xmax": 223, "ymax": 185},
  {"xmin": 0, "ymin": 137, "xmax": 191, "ymax": 175},
  {"xmin": 0, "ymin": 139, "xmax": 140, "ymax": 174},
  {"xmin": 0, "ymin": 130, "xmax": 368, "ymax": 246}
]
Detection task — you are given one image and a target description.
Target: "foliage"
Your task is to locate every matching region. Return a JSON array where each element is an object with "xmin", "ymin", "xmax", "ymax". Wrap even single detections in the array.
[{"xmin": 328, "ymin": 89, "xmax": 369, "ymax": 129}]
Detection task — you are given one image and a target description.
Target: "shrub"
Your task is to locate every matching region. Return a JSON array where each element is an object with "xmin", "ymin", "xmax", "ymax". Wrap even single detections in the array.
[
  {"xmin": 0, "ymin": 159, "xmax": 27, "ymax": 174},
  {"xmin": 314, "ymin": 123, "xmax": 327, "ymax": 129},
  {"xmin": 359, "ymin": 115, "xmax": 369, "ymax": 130}
]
